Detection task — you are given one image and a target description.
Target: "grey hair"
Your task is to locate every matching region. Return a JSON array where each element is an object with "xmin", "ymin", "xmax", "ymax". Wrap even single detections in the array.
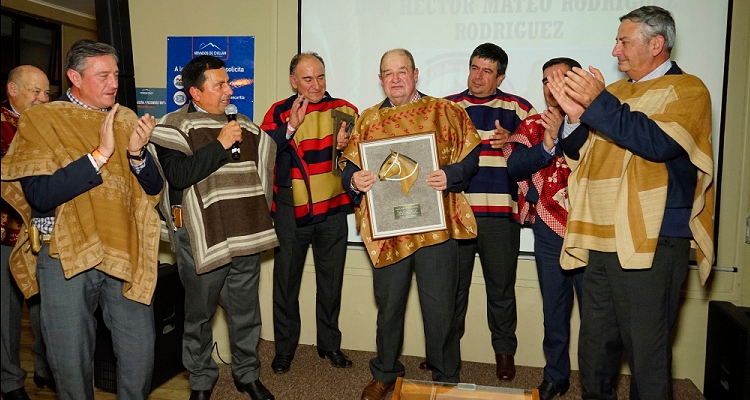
[
  {"xmin": 620, "ymin": 6, "xmax": 676, "ymax": 53},
  {"xmin": 63, "ymin": 39, "xmax": 119, "ymax": 79},
  {"xmin": 289, "ymin": 52, "xmax": 325, "ymax": 76}
]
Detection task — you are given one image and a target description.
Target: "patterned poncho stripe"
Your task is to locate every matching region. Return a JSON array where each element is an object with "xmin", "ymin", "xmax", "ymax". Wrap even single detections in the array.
[
  {"xmin": 0, "ymin": 102, "xmax": 161, "ymax": 304},
  {"xmin": 504, "ymin": 114, "xmax": 570, "ymax": 237},
  {"xmin": 445, "ymin": 89, "xmax": 536, "ymax": 220},
  {"xmin": 150, "ymin": 105, "xmax": 278, "ymax": 274},
  {"xmin": 341, "ymin": 96, "xmax": 482, "ymax": 267},
  {"xmin": 261, "ymin": 95, "xmax": 357, "ymax": 226},
  {"xmin": 561, "ymin": 73, "xmax": 714, "ymax": 283},
  {"xmin": 1, "ymin": 102, "xmax": 18, "ymax": 158},
  {"xmin": 1, "ymin": 102, "xmax": 22, "ymax": 247}
]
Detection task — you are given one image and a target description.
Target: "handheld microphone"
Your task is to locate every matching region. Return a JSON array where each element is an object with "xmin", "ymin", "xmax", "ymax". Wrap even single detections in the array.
[{"xmin": 225, "ymin": 104, "xmax": 240, "ymax": 160}]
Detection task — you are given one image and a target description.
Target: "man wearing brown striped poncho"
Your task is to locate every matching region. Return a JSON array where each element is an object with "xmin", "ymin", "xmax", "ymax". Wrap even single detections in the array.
[
  {"xmin": 547, "ymin": 6, "xmax": 714, "ymax": 400},
  {"xmin": 150, "ymin": 56, "xmax": 278, "ymax": 400}
]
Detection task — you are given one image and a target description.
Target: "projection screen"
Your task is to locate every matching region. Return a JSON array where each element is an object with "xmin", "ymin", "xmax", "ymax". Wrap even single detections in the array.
[{"xmin": 300, "ymin": 0, "xmax": 729, "ymax": 252}]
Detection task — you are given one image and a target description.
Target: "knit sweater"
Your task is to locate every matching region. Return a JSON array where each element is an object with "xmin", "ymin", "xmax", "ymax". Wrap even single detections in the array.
[
  {"xmin": 261, "ymin": 94, "xmax": 357, "ymax": 226},
  {"xmin": 445, "ymin": 89, "xmax": 536, "ymax": 220}
]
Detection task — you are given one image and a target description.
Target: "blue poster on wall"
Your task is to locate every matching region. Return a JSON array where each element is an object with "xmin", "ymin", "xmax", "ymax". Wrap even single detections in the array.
[
  {"xmin": 136, "ymin": 88, "xmax": 167, "ymax": 118},
  {"xmin": 166, "ymin": 36, "xmax": 255, "ymax": 117}
]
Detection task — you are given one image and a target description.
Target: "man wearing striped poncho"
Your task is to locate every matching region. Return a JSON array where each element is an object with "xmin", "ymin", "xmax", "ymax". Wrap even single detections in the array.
[
  {"xmin": 260, "ymin": 52, "xmax": 357, "ymax": 375},
  {"xmin": 150, "ymin": 55, "xmax": 278, "ymax": 400},
  {"xmin": 547, "ymin": 6, "xmax": 714, "ymax": 400}
]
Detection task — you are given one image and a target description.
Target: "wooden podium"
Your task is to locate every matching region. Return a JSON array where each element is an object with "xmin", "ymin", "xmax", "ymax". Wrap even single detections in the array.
[{"xmin": 392, "ymin": 378, "xmax": 540, "ymax": 400}]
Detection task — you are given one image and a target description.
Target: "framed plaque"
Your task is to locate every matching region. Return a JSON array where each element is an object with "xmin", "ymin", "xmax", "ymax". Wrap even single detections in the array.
[
  {"xmin": 359, "ymin": 133, "xmax": 446, "ymax": 239},
  {"xmin": 331, "ymin": 109, "xmax": 355, "ymax": 176}
]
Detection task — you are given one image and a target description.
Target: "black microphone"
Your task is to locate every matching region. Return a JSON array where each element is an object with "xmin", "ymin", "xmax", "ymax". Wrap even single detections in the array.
[{"xmin": 225, "ymin": 104, "xmax": 240, "ymax": 160}]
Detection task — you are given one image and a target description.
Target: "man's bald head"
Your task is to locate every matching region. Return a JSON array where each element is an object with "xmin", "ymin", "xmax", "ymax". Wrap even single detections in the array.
[
  {"xmin": 379, "ymin": 49, "xmax": 416, "ymax": 75},
  {"xmin": 7, "ymin": 65, "xmax": 50, "ymax": 114}
]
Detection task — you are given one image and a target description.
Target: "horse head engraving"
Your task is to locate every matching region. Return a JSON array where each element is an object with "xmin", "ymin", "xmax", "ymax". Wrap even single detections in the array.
[{"xmin": 378, "ymin": 150, "xmax": 420, "ymax": 196}]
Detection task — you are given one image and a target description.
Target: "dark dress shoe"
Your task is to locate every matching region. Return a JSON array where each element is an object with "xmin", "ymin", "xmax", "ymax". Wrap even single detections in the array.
[
  {"xmin": 33, "ymin": 374, "xmax": 56, "ymax": 392},
  {"xmin": 317, "ymin": 349, "xmax": 353, "ymax": 368},
  {"xmin": 495, "ymin": 353, "xmax": 516, "ymax": 381},
  {"xmin": 271, "ymin": 354, "xmax": 293, "ymax": 374},
  {"xmin": 236, "ymin": 379, "xmax": 274, "ymax": 400},
  {"xmin": 537, "ymin": 379, "xmax": 570, "ymax": 400},
  {"xmin": 189, "ymin": 389, "xmax": 212, "ymax": 400},
  {"xmin": 1, "ymin": 388, "xmax": 31, "ymax": 400},
  {"xmin": 360, "ymin": 380, "xmax": 395, "ymax": 400},
  {"xmin": 418, "ymin": 359, "xmax": 435, "ymax": 371}
]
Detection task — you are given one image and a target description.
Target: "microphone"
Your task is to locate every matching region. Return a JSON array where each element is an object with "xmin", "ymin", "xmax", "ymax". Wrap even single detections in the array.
[{"xmin": 225, "ymin": 104, "xmax": 240, "ymax": 160}]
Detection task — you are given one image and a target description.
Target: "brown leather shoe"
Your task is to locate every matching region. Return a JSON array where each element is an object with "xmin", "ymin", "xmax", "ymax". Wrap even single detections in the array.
[
  {"xmin": 495, "ymin": 354, "xmax": 516, "ymax": 381},
  {"xmin": 360, "ymin": 379, "xmax": 395, "ymax": 400}
]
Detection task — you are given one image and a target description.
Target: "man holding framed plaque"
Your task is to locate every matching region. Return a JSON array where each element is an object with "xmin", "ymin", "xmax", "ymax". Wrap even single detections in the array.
[{"xmin": 340, "ymin": 48, "xmax": 482, "ymax": 400}]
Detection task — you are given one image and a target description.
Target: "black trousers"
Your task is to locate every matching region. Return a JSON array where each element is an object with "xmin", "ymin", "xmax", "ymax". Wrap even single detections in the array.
[
  {"xmin": 369, "ymin": 240, "xmax": 461, "ymax": 384},
  {"xmin": 272, "ymin": 187, "xmax": 348, "ymax": 356},
  {"xmin": 578, "ymin": 237, "xmax": 689, "ymax": 400},
  {"xmin": 456, "ymin": 217, "xmax": 520, "ymax": 355}
]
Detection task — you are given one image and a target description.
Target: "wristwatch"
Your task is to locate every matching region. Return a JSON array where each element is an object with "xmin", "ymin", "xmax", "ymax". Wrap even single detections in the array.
[{"xmin": 127, "ymin": 147, "xmax": 147, "ymax": 161}]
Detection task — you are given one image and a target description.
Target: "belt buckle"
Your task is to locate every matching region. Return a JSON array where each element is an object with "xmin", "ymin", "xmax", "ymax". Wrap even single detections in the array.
[{"xmin": 41, "ymin": 233, "xmax": 52, "ymax": 244}]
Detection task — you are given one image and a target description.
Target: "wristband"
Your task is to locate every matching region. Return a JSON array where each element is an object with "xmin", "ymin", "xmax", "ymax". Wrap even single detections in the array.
[
  {"xmin": 287, "ymin": 123, "xmax": 297, "ymax": 133},
  {"xmin": 92, "ymin": 147, "xmax": 110, "ymax": 164}
]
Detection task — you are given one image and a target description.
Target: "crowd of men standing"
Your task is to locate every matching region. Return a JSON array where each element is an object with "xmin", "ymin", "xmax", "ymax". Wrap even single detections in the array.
[{"xmin": 0, "ymin": 5, "xmax": 714, "ymax": 400}]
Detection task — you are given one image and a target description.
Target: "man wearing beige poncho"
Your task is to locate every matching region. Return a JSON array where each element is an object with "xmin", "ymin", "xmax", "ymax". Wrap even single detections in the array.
[
  {"xmin": 1, "ymin": 40, "xmax": 162, "ymax": 400},
  {"xmin": 547, "ymin": 6, "xmax": 714, "ymax": 400}
]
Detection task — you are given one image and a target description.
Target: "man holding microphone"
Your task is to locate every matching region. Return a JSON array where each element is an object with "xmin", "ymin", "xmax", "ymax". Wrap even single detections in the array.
[{"xmin": 150, "ymin": 55, "xmax": 278, "ymax": 400}]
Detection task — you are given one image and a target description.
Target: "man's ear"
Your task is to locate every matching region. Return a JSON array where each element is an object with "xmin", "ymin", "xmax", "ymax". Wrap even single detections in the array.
[
  {"xmin": 188, "ymin": 86, "xmax": 201, "ymax": 103},
  {"xmin": 67, "ymin": 69, "xmax": 82, "ymax": 88},
  {"xmin": 496, "ymin": 73, "xmax": 506, "ymax": 87},
  {"xmin": 6, "ymin": 82, "xmax": 18, "ymax": 99},
  {"xmin": 414, "ymin": 68, "xmax": 419, "ymax": 84},
  {"xmin": 289, "ymin": 75, "xmax": 298, "ymax": 91},
  {"xmin": 651, "ymin": 35, "xmax": 666, "ymax": 57}
]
